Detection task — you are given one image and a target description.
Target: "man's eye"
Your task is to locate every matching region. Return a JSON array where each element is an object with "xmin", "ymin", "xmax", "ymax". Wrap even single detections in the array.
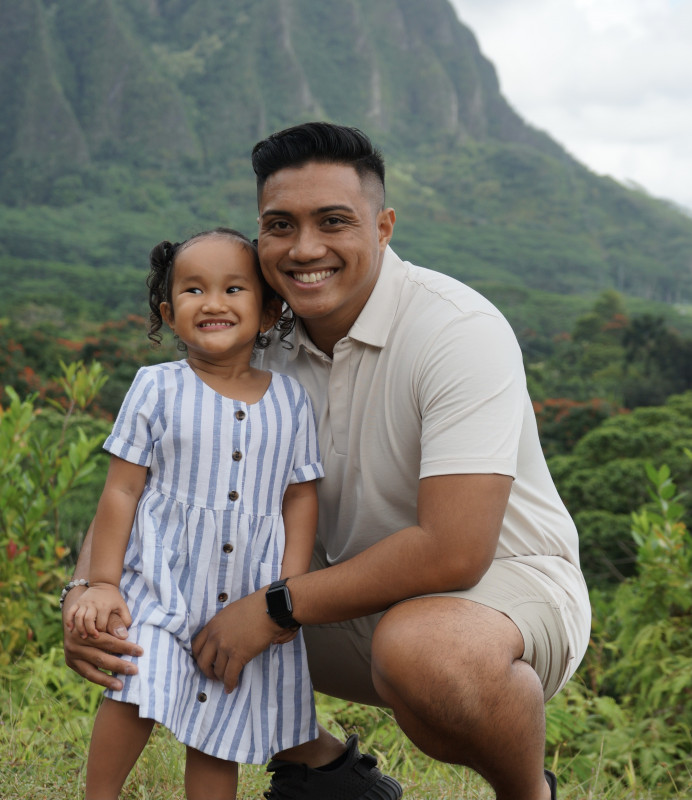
[
  {"xmin": 324, "ymin": 216, "xmax": 345, "ymax": 226},
  {"xmin": 266, "ymin": 220, "xmax": 291, "ymax": 231}
]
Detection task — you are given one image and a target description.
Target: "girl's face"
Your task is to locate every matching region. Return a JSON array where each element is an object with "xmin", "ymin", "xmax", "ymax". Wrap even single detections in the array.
[{"xmin": 160, "ymin": 236, "xmax": 279, "ymax": 365}]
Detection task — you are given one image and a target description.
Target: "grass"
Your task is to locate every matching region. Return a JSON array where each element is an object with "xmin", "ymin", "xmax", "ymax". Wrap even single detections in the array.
[{"xmin": 1, "ymin": 651, "xmax": 689, "ymax": 799}]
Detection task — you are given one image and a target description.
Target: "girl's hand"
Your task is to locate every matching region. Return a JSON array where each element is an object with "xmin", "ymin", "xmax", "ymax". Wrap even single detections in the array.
[
  {"xmin": 62, "ymin": 584, "xmax": 142, "ymax": 691},
  {"xmin": 66, "ymin": 583, "xmax": 132, "ymax": 639},
  {"xmin": 192, "ymin": 589, "xmax": 279, "ymax": 693}
]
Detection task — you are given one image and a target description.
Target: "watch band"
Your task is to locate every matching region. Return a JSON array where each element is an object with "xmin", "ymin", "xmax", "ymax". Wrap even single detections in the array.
[{"xmin": 265, "ymin": 578, "xmax": 301, "ymax": 630}]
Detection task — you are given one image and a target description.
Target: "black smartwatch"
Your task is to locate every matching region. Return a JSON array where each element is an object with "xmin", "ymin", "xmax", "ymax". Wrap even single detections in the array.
[{"xmin": 265, "ymin": 579, "xmax": 301, "ymax": 630}]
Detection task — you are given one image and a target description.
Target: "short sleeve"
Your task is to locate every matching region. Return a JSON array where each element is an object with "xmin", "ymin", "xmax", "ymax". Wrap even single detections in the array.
[
  {"xmin": 103, "ymin": 367, "xmax": 159, "ymax": 467},
  {"xmin": 417, "ymin": 311, "xmax": 527, "ymax": 479},
  {"xmin": 289, "ymin": 386, "xmax": 324, "ymax": 485}
]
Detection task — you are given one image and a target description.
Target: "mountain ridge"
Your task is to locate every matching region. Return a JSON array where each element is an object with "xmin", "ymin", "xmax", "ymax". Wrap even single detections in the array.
[
  {"xmin": 0, "ymin": 0, "xmax": 569, "ymax": 186},
  {"xmin": 1, "ymin": 0, "xmax": 691, "ymax": 323}
]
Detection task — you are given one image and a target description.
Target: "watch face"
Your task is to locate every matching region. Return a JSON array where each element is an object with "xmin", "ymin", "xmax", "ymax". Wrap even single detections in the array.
[{"xmin": 267, "ymin": 584, "xmax": 291, "ymax": 617}]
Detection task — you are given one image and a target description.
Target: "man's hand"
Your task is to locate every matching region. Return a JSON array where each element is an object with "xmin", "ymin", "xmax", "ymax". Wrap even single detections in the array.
[
  {"xmin": 62, "ymin": 584, "xmax": 143, "ymax": 691},
  {"xmin": 192, "ymin": 589, "xmax": 280, "ymax": 694}
]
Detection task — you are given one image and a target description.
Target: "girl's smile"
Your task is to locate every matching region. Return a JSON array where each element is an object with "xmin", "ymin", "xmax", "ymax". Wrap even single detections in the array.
[{"xmin": 159, "ymin": 236, "xmax": 277, "ymax": 369}]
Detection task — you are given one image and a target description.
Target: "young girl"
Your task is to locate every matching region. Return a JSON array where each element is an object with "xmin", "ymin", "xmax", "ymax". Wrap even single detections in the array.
[{"xmin": 66, "ymin": 228, "xmax": 323, "ymax": 800}]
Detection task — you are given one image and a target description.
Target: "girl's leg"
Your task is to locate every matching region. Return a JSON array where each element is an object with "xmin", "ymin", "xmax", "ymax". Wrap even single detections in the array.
[
  {"xmin": 184, "ymin": 746, "xmax": 238, "ymax": 800},
  {"xmin": 85, "ymin": 698, "xmax": 155, "ymax": 800}
]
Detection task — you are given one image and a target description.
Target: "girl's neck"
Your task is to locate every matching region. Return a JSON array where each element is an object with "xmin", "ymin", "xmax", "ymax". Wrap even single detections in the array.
[{"xmin": 185, "ymin": 356, "xmax": 271, "ymax": 403}]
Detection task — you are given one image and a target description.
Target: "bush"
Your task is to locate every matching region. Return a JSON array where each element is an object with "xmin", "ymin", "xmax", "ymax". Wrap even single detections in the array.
[
  {"xmin": 0, "ymin": 361, "xmax": 107, "ymax": 663},
  {"xmin": 551, "ymin": 455, "xmax": 692, "ymax": 794}
]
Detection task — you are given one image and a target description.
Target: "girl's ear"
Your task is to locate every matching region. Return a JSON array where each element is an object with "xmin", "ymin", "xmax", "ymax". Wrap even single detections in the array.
[
  {"xmin": 261, "ymin": 298, "xmax": 283, "ymax": 333},
  {"xmin": 160, "ymin": 301, "xmax": 175, "ymax": 330}
]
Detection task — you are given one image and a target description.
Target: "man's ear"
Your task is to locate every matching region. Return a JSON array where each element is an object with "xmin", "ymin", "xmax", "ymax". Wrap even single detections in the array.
[
  {"xmin": 160, "ymin": 301, "xmax": 175, "ymax": 330},
  {"xmin": 261, "ymin": 297, "xmax": 283, "ymax": 333},
  {"xmin": 377, "ymin": 207, "xmax": 396, "ymax": 250}
]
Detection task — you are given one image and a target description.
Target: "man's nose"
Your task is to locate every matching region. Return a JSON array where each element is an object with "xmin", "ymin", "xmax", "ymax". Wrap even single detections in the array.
[{"xmin": 289, "ymin": 228, "xmax": 327, "ymax": 262}]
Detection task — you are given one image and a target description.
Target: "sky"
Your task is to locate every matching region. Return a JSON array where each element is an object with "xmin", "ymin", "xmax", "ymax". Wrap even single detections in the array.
[{"xmin": 449, "ymin": 0, "xmax": 692, "ymax": 213}]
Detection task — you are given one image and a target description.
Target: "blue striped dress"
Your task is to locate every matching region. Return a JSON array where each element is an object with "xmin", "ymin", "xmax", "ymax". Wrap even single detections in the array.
[{"xmin": 102, "ymin": 361, "xmax": 323, "ymax": 763}]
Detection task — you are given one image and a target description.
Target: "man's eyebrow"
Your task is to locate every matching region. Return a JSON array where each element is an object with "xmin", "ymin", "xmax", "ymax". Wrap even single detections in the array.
[{"xmin": 260, "ymin": 204, "xmax": 355, "ymax": 218}]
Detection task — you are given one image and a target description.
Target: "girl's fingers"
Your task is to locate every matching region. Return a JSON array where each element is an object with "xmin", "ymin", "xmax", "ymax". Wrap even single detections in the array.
[{"xmin": 84, "ymin": 608, "xmax": 99, "ymax": 638}]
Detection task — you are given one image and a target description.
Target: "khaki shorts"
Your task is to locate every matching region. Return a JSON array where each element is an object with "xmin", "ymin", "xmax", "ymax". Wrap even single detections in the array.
[{"xmin": 303, "ymin": 548, "xmax": 584, "ymax": 705}]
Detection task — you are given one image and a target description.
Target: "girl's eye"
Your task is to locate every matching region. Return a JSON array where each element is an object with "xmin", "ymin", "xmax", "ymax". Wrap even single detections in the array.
[
  {"xmin": 227, "ymin": 287, "xmax": 241, "ymax": 294},
  {"xmin": 186, "ymin": 288, "xmax": 202, "ymax": 294}
]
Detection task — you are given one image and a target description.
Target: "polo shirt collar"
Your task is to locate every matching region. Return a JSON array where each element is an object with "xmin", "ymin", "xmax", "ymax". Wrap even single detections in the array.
[{"xmin": 288, "ymin": 246, "xmax": 404, "ymax": 359}]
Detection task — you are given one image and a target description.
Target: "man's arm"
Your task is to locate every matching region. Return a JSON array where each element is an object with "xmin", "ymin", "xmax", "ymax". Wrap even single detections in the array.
[
  {"xmin": 62, "ymin": 520, "xmax": 143, "ymax": 690},
  {"xmin": 192, "ymin": 472, "xmax": 511, "ymax": 692}
]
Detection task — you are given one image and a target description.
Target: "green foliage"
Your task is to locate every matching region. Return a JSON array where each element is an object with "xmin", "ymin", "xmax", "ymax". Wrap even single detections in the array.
[
  {"xmin": 547, "ymin": 392, "xmax": 692, "ymax": 587},
  {"xmin": 608, "ymin": 462, "xmax": 692, "ymax": 712},
  {"xmin": 0, "ymin": 361, "xmax": 107, "ymax": 663},
  {"xmin": 546, "ymin": 458, "xmax": 692, "ymax": 795},
  {"xmin": 528, "ymin": 291, "xmax": 692, "ymax": 412}
]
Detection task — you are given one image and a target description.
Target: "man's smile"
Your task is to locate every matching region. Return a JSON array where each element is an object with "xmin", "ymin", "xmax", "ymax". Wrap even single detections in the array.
[{"xmin": 290, "ymin": 269, "xmax": 336, "ymax": 284}]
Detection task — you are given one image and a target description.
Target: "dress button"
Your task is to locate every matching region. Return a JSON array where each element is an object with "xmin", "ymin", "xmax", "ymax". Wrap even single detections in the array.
[
  {"xmin": 228, "ymin": 490, "xmax": 239, "ymax": 501},
  {"xmin": 218, "ymin": 592, "xmax": 229, "ymax": 602},
  {"xmin": 197, "ymin": 692, "xmax": 207, "ymax": 702},
  {"xmin": 223, "ymin": 542, "xmax": 234, "ymax": 553},
  {"xmin": 232, "ymin": 450, "xmax": 243, "ymax": 461},
  {"xmin": 235, "ymin": 410, "xmax": 246, "ymax": 421}
]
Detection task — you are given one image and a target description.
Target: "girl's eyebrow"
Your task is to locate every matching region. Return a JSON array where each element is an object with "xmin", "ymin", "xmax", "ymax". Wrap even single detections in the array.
[{"xmin": 178, "ymin": 271, "xmax": 253, "ymax": 283}]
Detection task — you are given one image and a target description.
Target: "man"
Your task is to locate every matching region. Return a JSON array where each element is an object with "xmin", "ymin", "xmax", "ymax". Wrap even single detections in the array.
[{"xmin": 63, "ymin": 122, "xmax": 590, "ymax": 800}]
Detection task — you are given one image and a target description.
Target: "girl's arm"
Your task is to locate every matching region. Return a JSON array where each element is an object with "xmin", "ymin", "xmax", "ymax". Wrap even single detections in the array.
[
  {"xmin": 280, "ymin": 480, "xmax": 318, "ymax": 579},
  {"xmin": 66, "ymin": 455, "xmax": 148, "ymax": 638},
  {"xmin": 272, "ymin": 480, "xmax": 319, "ymax": 644}
]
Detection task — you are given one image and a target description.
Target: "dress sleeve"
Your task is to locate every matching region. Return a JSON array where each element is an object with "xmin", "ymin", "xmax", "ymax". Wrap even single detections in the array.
[
  {"xmin": 103, "ymin": 367, "xmax": 158, "ymax": 467},
  {"xmin": 417, "ymin": 311, "xmax": 527, "ymax": 480},
  {"xmin": 289, "ymin": 386, "xmax": 325, "ymax": 485}
]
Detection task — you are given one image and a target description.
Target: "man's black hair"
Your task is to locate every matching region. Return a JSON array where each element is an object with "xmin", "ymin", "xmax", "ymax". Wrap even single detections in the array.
[{"xmin": 251, "ymin": 122, "xmax": 385, "ymax": 202}]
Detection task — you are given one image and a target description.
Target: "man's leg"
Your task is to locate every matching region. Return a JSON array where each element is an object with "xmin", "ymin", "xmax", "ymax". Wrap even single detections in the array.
[
  {"xmin": 262, "ymin": 609, "xmax": 402, "ymax": 799},
  {"xmin": 371, "ymin": 596, "xmax": 551, "ymax": 800}
]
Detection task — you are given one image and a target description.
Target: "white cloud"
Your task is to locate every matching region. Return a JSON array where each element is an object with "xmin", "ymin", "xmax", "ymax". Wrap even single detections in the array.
[{"xmin": 449, "ymin": 0, "xmax": 692, "ymax": 211}]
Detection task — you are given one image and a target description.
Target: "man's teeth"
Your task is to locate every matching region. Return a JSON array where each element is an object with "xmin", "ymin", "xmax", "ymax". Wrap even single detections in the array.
[{"xmin": 292, "ymin": 270, "xmax": 335, "ymax": 284}]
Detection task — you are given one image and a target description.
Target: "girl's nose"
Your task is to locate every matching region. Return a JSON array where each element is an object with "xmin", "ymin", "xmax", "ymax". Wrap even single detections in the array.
[{"xmin": 202, "ymin": 291, "xmax": 229, "ymax": 311}]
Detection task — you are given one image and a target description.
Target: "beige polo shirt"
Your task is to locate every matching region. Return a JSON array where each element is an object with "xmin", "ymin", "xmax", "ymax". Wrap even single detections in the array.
[{"xmin": 259, "ymin": 248, "xmax": 590, "ymax": 657}]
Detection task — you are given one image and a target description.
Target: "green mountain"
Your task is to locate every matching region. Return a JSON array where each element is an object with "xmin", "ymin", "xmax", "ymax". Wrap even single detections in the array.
[{"xmin": 2, "ymin": 0, "xmax": 692, "ymax": 341}]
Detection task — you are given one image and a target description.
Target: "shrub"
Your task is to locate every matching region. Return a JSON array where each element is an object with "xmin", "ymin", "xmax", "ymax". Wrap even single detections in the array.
[{"xmin": 0, "ymin": 361, "xmax": 107, "ymax": 663}]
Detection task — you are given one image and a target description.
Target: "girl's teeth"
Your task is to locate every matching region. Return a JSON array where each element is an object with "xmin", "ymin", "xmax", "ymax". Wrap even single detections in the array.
[{"xmin": 293, "ymin": 270, "xmax": 334, "ymax": 284}]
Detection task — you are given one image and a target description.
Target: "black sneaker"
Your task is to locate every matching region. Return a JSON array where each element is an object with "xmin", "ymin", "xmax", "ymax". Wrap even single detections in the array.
[
  {"xmin": 545, "ymin": 769, "xmax": 558, "ymax": 800},
  {"xmin": 263, "ymin": 734, "xmax": 403, "ymax": 799}
]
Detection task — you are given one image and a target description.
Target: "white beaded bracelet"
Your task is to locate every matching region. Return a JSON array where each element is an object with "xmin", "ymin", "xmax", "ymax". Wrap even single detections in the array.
[{"xmin": 59, "ymin": 578, "xmax": 89, "ymax": 609}]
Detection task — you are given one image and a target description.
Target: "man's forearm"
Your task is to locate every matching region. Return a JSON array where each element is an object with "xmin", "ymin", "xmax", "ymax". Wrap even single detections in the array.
[
  {"xmin": 287, "ymin": 524, "xmax": 440, "ymax": 625},
  {"xmin": 287, "ymin": 473, "xmax": 511, "ymax": 626}
]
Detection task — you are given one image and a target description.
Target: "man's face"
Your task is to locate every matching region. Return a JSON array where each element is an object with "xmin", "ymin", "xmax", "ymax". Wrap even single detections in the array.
[{"xmin": 257, "ymin": 161, "xmax": 395, "ymax": 351}]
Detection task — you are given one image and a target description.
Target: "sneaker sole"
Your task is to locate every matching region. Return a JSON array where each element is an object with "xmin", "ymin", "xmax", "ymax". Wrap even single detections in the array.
[{"xmin": 360, "ymin": 774, "xmax": 403, "ymax": 799}]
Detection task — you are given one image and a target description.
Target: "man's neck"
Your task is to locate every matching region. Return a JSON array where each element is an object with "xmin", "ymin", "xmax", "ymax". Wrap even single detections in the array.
[{"xmin": 302, "ymin": 320, "xmax": 346, "ymax": 359}]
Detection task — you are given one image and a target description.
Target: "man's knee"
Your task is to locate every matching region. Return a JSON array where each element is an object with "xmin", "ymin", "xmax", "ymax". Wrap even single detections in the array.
[{"xmin": 372, "ymin": 597, "xmax": 523, "ymax": 698}]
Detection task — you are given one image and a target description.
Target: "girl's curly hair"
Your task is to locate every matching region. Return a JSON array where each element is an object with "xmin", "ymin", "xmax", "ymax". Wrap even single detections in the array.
[{"xmin": 146, "ymin": 228, "xmax": 294, "ymax": 350}]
